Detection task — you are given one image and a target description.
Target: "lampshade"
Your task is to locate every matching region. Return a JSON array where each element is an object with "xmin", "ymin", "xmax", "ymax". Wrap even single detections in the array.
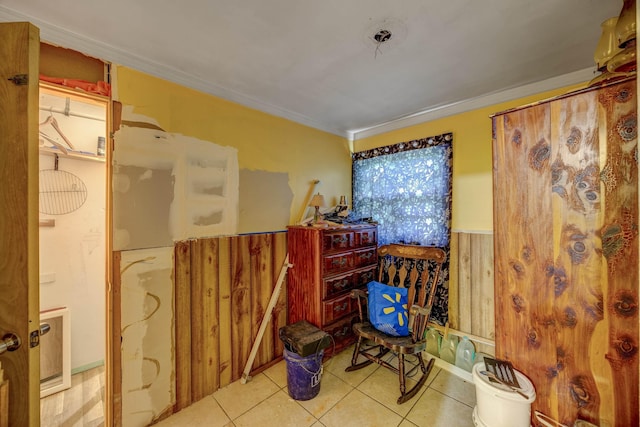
[
  {"xmin": 606, "ymin": 0, "xmax": 637, "ymax": 74},
  {"xmin": 614, "ymin": 0, "xmax": 636, "ymax": 48},
  {"xmin": 606, "ymin": 42, "xmax": 636, "ymax": 73},
  {"xmin": 309, "ymin": 193, "xmax": 325, "ymax": 208},
  {"xmin": 594, "ymin": 17, "xmax": 621, "ymax": 70}
]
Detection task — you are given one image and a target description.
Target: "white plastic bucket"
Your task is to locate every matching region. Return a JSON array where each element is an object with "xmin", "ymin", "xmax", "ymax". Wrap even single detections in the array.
[{"xmin": 472, "ymin": 363, "xmax": 536, "ymax": 427}]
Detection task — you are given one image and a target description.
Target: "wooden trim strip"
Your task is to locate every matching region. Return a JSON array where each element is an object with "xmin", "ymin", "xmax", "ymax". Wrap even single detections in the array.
[
  {"xmin": 111, "ymin": 251, "xmax": 122, "ymax": 427},
  {"xmin": 174, "ymin": 241, "xmax": 192, "ymax": 410},
  {"xmin": 427, "ymin": 322, "xmax": 496, "ymax": 348}
]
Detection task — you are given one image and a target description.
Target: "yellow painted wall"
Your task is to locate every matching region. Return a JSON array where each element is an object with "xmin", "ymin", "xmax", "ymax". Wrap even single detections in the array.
[
  {"xmin": 113, "ymin": 66, "xmax": 351, "ymax": 225},
  {"xmin": 354, "ymin": 83, "xmax": 587, "ymax": 232},
  {"xmin": 113, "ymin": 64, "xmax": 594, "ymax": 233}
]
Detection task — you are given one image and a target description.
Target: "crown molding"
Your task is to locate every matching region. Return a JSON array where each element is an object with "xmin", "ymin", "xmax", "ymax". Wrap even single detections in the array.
[
  {"xmin": 0, "ymin": 6, "xmax": 347, "ymax": 138},
  {"xmin": 349, "ymin": 67, "xmax": 597, "ymax": 140}
]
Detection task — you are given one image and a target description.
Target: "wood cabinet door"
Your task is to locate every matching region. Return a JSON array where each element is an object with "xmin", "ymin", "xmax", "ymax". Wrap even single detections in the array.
[
  {"xmin": 493, "ymin": 101, "xmax": 556, "ymax": 408},
  {"xmin": 492, "ymin": 80, "xmax": 638, "ymax": 426},
  {"xmin": 0, "ymin": 22, "xmax": 41, "ymax": 427}
]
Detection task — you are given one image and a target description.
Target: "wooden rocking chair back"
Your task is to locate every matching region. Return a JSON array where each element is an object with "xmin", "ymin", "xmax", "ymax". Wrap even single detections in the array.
[{"xmin": 346, "ymin": 244, "xmax": 446, "ymax": 404}]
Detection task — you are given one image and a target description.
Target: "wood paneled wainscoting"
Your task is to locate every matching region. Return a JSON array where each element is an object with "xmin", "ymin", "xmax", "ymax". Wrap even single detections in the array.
[
  {"xmin": 448, "ymin": 232, "xmax": 496, "ymax": 356},
  {"xmin": 171, "ymin": 229, "xmax": 497, "ymax": 405},
  {"xmin": 174, "ymin": 232, "xmax": 288, "ymax": 409},
  {"xmin": 113, "ymin": 230, "xmax": 497, "ymax": 423},
  {"xmin": 113, "ymin": 232, "xmax": 288, "ymax": 424}
]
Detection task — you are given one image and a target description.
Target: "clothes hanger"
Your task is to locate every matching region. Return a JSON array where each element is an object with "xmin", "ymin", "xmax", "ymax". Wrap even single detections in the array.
[
  {"xmin": 39, "ymin": 131, "xmax": 69, "ymax": 154},
  {"xmin": 39, "ymin": 112, "xmax": 75, "ymax": 150}
]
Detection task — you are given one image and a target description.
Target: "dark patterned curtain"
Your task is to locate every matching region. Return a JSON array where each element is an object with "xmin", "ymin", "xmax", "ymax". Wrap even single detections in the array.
[{"xmin": 352, "ymin": 132, "xmax": 453, "ymax": 325}]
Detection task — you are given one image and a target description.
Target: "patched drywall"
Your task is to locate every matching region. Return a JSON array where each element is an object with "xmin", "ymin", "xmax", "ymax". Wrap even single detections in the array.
[
  {"xmin": 113, "ymin": 107, "xmax": 239, "ymax": 251},
  {"xmin": 238, "ymin": 169, "xmax": 292, "ymax": 233},
  {"xmin": 120, "ymin": 247, "xmax": 174, "ymax": 427},
  {"xmin": 114, "ymin": 67, "xmax": 352, "ymax": 227},
  {"xmin": 113, "ymin": 164, "xmax": 174, "ymax": 249}
]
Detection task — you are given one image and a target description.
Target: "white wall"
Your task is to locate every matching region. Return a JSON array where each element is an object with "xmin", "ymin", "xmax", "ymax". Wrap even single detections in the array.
[{"xmin": 38, "ymin": 92, "xmax": 107, "ymax": 371}]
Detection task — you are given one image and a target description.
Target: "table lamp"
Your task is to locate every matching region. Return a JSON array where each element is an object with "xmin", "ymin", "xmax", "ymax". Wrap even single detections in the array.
[{"xmin": 309, "ymin": 193, "xmax": 325, "ymax": 224}]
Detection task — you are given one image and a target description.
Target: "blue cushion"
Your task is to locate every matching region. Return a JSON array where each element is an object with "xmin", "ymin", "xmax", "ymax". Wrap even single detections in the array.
[{"xmin": 367, "ymin": 281, "xmax": 409, "ymax": 337}]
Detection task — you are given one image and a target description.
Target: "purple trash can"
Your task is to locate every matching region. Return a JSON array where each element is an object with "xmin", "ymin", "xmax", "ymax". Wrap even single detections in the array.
[{"xmin": 283, "ymin": 348, "xmax": 324, "ymax": 400}]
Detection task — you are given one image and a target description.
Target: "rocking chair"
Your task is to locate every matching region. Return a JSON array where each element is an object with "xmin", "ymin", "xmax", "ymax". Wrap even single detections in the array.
[{"xmin": 345, "ymin": 244, "xmax": 446, "ymax": 404}]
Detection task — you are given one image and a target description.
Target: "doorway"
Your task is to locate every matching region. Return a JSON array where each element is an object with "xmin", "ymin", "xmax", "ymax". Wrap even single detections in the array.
[{"xmin": 37, "ymin": 82, "xmax": 110, "ymax": 426}]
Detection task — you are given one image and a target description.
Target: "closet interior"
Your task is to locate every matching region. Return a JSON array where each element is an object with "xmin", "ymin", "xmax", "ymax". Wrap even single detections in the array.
[{"xmin": 37, "ymin": 43, "xmax": 111, "ymax": 427}]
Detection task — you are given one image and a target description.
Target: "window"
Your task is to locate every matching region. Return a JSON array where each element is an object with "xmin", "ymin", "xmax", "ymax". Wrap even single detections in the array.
[
  {"xmin": 352, "ymin": 133, "xmax": 452, "ymax": 247},
  {"xmin": 352, "ymin": 132, "xmax": 452, "ymax": 325}
]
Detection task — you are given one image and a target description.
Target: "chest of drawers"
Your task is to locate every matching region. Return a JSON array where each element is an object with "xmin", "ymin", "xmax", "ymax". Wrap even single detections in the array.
[{"xmin": 287, "ymin": 224, "xmax": 378, "ymax": 356}]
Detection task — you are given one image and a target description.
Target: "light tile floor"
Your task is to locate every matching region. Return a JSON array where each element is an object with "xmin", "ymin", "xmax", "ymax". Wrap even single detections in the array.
[
  {"xmin": 40, "ymin": 365, "xmax": 105, "ymax": 427},
  {"xmin": 155, "ymin": 346, "xmax": 477, "ymax": 427}
]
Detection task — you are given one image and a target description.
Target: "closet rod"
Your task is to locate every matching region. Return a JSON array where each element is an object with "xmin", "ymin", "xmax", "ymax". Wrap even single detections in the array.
[{"xmin": 39, "ymin": 106, "xmax": 105, "ymax": 123}]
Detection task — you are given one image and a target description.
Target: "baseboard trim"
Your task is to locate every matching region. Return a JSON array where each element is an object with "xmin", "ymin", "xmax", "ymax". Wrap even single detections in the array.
[
  {"xmin": 71, "ymin": 360, "xmax": 105, "ymax": 376},
  {"xmin": 426, "ymin": 353, "xmax": 474, "ymax": 383}
]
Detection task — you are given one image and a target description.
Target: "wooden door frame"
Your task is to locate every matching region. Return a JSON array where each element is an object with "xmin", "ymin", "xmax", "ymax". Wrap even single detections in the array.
[
  {"xmin": 0, "ymin": 22, "xmax": 41, "ymax": 427},
  {"xmin": 37, "ymin": 80, "xmax": 115, "ymax": 424},
  {"xmin": 107, "ymin": 99, "xmax": 120, "ymax": 427},
  {"xmin": 3, "ymin": 22, "xmax": 118, "ymax": 426}
]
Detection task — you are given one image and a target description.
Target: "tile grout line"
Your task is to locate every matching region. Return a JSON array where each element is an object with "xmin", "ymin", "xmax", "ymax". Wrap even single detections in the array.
[
  {"xmin": 309, "ymin": 371, "xmax": 355, "ymax": 422},
  {"xmin": 212, "ymin": 373, "xmax": 283, "ymax": 424},
  {"xmin": 180, "ymin": 347, "xmax": 476, "ymax": 427},
  {"xmin": 427, "ymin": 385, "xmax": 475, "ymax": 409},
  {"xmin": 276, "ymin": 368, "xmax": 323, "ymax": 426}
]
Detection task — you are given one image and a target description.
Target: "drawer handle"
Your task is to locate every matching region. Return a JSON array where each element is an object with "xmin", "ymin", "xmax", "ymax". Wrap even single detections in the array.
[
  {"xmin": 334, "ymin": 302, "xmax": 349, "ymax": 313},
  {"xmin": 359, "ymin": 252, "xmax": 373, "ymax": 261},
  {"xmin": 332, "ymin": 258, "xmax": 347, "ymax": 267},
  {"xmin": 333, "ymin": 280, "xmax": 349, "ymax": 289},
  {"xmin": 333, "ymin": 236, "xmax": 348, "ymax": 245},
  {"xmin": 334, "ymin": 326, "xmax": 350, "ymax": 338}
]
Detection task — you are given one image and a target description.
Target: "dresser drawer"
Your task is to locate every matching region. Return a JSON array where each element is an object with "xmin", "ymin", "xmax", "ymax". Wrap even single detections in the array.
[
  {"xmin": 353, "ymin": 265, "xmax": 377, "ymax": 287},
  {"xmin": 355, "ymin": 228, "xmax": 377, "ymax": 247},
  {"xmin": 323, "ymin": 272, "xmax": 354, "ymax": 299},
  {"xmin": 323, "ymin": 251, "xmax": 354, "ymax": 275},
  {"xmin": 322, "ymin": 231, "xmax": 354, "ymax": 252},
  {"xmin": 323, "ymin": 293, "xmax": 353, "ymax": 325},
  {"xmin": 354, "ymin": 247, "xmax": 376, "ymax": 268},
  {"xmin": 324, "ymin": 313, "xmax": 358, "ymax": 352},
  {"xmin": 287, "ymin": 224, "xmax": 377, "ymax": 359}
]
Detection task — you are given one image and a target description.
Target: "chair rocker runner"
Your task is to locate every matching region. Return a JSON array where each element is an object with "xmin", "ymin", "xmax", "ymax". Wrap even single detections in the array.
[{"xmin": 345, "ymin": 244, "xmax": 446, "ymax": 404}]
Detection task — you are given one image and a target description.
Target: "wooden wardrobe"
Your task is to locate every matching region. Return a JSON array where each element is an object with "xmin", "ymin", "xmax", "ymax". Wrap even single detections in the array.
[{"xmin": 492, "ymin": 77, "xmax": 638, "ymax": 426}]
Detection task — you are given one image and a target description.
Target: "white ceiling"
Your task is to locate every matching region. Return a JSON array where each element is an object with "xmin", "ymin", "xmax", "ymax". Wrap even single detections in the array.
[{"xmin": 0, "ymin": 0, "xmax": 623, "ymax": 138}]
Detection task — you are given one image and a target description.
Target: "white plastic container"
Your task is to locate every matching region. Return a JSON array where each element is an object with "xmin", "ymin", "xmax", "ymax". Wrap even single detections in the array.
[
  {"xmin": 455, "ymin": 336, "xmax": 475, "ymax": 372},
  {"xmin": 472, "ymin": 363, "xmax": 536, "ymax": 427}
]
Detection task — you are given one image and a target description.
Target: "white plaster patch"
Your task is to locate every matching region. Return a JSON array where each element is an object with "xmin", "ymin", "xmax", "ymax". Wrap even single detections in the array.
[
  {"xmin": 113, "ymin": 173, "xmax": 131, "ymax": 193},
  {"xmin": 120, "ymin": 247, "xmax": 174, "ymax": 427},
  {"xmin": 120, "ymin": 105, "xmax": 163, "ymax": 128},
  {"xmin": 139, "ymin": 169, "xmax": 153, "ymax": 181},
  {"xmin": 113, "ymin": 115, "xmax": 239, "ymax": 251}
]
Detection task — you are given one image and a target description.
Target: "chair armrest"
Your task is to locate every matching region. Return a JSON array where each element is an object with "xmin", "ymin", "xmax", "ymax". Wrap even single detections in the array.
[
  {"xmin": 409, "ymin": 305, "xmax": 431, "ymax": 316},
  {"xmin": 350, "ymin": 288, "xmax": 368, "ymax": 299},
  {"xmin": 408, "ymin": 304, "xmax": 431, "ymax": 343},
  {"xmin": 350, "ymin": 288, "xmax": 368, "ymax": 322}
]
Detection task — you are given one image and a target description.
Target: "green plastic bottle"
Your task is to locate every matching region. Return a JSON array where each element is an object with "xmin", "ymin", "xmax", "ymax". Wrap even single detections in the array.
[
  {"xmin": 425, "ymin": 327, "xmax": 441, "ymax": 357},
  {"xmin": 439, "ymin": 334, "xmax": 458, "ymax": 365}
]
